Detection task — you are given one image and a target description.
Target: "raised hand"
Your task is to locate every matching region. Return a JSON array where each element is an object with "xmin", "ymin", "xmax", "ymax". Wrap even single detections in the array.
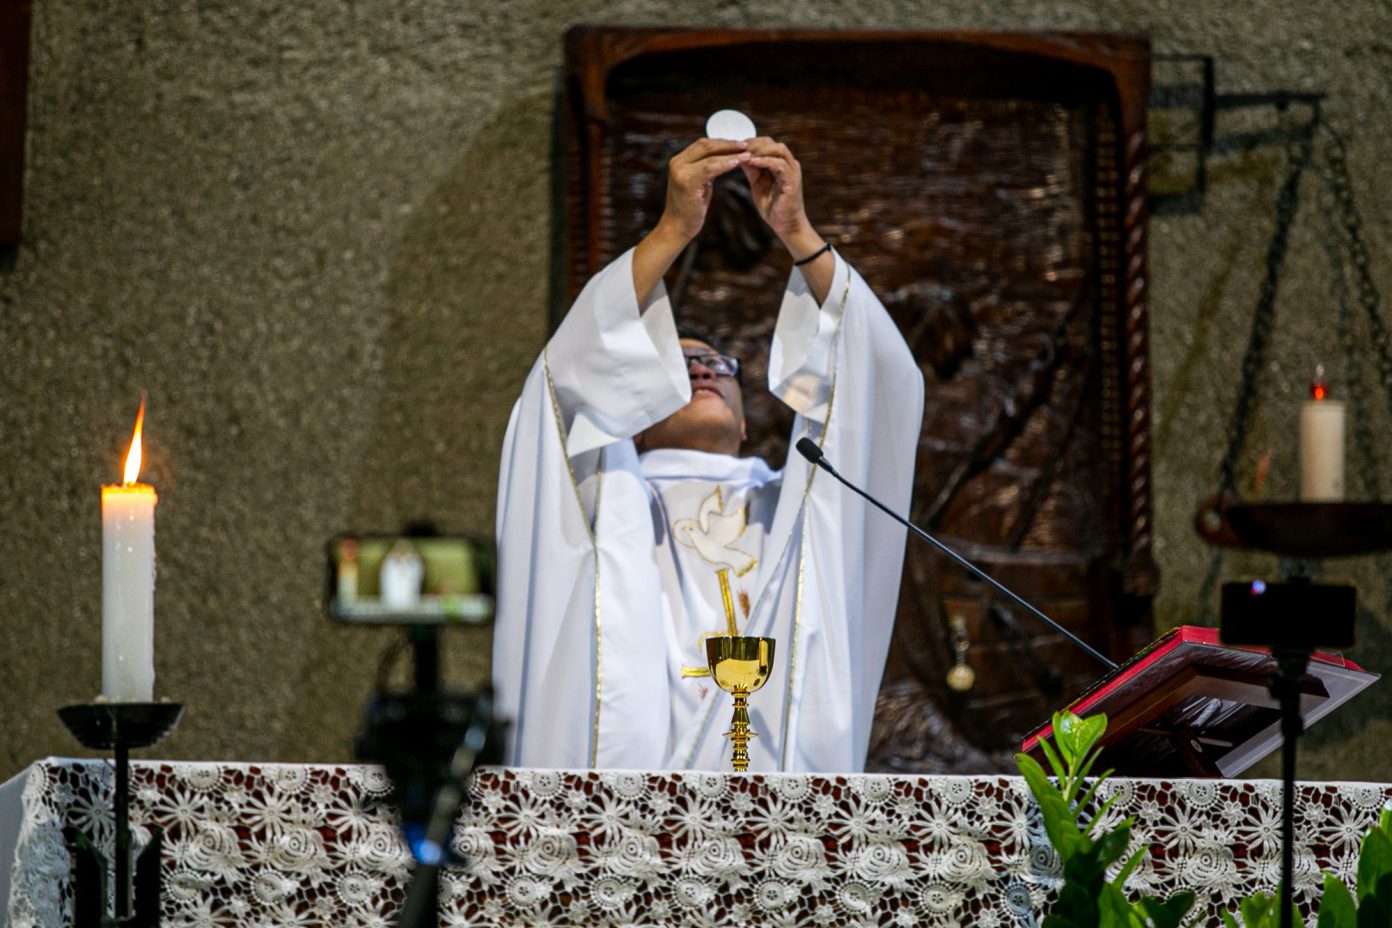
[
  {"xmin": 742, "ymin": 137, "xmax": 832, "ymax": 300},
  {"xmin": 633, "ymin": 135, "xmax": 831, "ymax": 306},
  {"xmin": 660, "ymin": 138, "xmax": 751, "ymax": 242},
  {"xmin": 741, "ymin": 137, "xmax": 810, "ymax": 242},
  {"xmin": 632, "ymin": 138, "xmax": 750, "ymax": 304}
]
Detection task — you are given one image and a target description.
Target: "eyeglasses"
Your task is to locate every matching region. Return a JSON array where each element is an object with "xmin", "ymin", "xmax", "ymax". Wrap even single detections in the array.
[{"xmin": 684, "ymin": 351, "xmax": 741, "ymax": 379}]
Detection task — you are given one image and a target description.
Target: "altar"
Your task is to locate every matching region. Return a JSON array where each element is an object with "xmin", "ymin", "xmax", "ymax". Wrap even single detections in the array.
[{"xmin": 2, "ymin": 759, "xmax": 1388, "ymax": 927}]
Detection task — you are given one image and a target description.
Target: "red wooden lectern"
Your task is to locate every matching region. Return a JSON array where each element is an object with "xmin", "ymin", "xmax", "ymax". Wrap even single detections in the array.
[{"xmin": 1020, "ymin": 625, "xmax": 1377, "ymax": 777}]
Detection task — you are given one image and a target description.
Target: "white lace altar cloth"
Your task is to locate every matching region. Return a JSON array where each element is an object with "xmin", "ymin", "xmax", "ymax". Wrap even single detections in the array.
[{"xmin": 3, "ymin": 759, "xmax": 1389, "ymax": 927}]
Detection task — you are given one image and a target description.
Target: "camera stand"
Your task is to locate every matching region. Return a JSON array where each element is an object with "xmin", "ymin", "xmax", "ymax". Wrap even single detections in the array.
[
  {"xmin": 355, "ymin": 626, "xmax": 503, "ymax": 928},
  {"xmin": 1270, "ymin": 647, "xmax": 1310, "ymax": 928},
  {"xmin": 1221, "ymin": 577, "xmax": 1357, "ymax": 928},
  {"xmin": 57, "ymin": 702, "xmax": 185, "ymax": 927}
]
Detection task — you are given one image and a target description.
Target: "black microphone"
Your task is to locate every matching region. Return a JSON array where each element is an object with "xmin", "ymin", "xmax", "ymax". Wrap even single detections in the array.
[{"xmin": 795, "ymin": 437, "xmax": 1117, "ymax": 671}]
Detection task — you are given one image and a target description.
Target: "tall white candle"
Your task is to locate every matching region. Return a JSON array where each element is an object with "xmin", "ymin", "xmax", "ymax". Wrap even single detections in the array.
[
  {"xmin": 1299, "ymin": 367, "xmax": 1345, "ymax": 502},
  {"xmin": 101, "ymin": 400, "xmax": 157, "ymax": 701}
]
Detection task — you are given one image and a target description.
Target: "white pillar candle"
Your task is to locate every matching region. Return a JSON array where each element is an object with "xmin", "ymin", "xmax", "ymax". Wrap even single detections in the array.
[
  {"xmin": 1299, "ymin": 370, "xmax": 1345, "ymax": 502},
  {"xmin": 101, "ymin": 401, "xmax": 158, "ymax": 701}
]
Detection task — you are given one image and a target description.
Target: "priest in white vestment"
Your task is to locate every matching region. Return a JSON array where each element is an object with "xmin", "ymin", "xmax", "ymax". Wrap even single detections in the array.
[{"xmin": 494, "ymin": 136, "xmax": 924, "ymax": 772}]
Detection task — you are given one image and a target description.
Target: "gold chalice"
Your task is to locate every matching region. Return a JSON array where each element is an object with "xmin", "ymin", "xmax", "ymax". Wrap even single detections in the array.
[{"xmin": 704, "ymin": 635, "xmax": 775, "ymax": 772}]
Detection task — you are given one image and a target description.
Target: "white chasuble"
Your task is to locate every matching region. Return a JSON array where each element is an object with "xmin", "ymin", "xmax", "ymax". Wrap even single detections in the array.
[{"xmin": 493, "ymin": 247, "xmax": 924, "ymax": 772}]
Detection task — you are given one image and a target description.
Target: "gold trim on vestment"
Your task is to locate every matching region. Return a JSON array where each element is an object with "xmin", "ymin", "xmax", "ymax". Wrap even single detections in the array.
[
  {"xmin": 780, "ymin": 532, "xmax": 809, "ymax": 771},
  {"xmin": 589, "ymin": 453, "xmax": 604, "ymax": 768},
  {"xmin": 778, "ymin": 270, "xmax": 849, "ymax": 771},
  {"xmin": 542, "ymin": 348, "xmax": 603, "ymax": 768}
]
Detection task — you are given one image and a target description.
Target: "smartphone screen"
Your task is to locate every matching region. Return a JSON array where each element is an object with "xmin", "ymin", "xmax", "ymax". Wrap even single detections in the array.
[{"xmin": 328, "ymin": 534, "xmax": 494, "ymax": 625}]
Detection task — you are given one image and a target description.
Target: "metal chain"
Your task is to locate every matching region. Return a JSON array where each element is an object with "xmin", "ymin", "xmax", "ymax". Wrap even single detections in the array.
[
  {"xmin": 1197, "ymin": 115, "xmax": 1392, "ymax": 621},
  {"xmin": 1318, "ymin": 144, "xmax": 1382, "ymax": 500},
  {"xmin": 1320, "ymin": 122, "xmax": 1392, "ymax": 622},
  {"xmin": 1197, "ymin": 118, "xmax": 1316, "ymax": 624},
  {"xmin": 1321, "ymin": 124, "xmax": 1392, "ymax": 418},
  {"xmin": 1215, "ymin": 121, "xmax": 1317, "ymax": 494}
]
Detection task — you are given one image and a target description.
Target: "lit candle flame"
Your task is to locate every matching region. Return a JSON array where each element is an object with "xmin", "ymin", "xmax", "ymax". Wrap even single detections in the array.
[
  {"xmin": 1311, "ymin": 364, "xmax": 1328, "ymax": 402},
  {"xmin": 122, "ymin": 396, "xmax": 146, "ymax": 485}
]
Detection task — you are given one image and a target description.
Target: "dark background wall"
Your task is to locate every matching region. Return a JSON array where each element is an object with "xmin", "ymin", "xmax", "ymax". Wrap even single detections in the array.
[{"xmin": 2, "ymin": 1, "xmax": 1390, "ymax": 782}]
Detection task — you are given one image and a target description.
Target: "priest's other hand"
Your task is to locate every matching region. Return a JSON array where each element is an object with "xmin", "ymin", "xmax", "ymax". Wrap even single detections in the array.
[{"xmin": 743, "ymin": 137, "xmax": 832, "ymax": 301}]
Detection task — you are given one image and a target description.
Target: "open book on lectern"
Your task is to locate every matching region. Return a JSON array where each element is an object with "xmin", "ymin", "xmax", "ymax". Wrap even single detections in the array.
[{"xmin": 1020, "ymin": 625, "xmax": 1379, "ymax": 778}]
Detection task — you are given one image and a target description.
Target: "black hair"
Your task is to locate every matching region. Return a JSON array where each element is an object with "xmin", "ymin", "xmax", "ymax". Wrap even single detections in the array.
[{"xmin": 675, "ymin": 324, "xmax": 730, "ymax": 356}]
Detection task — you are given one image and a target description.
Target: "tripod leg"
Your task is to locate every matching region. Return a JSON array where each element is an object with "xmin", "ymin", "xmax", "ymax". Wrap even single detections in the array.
[
  {"xmin": 134, "ymin": 827, "xmax": 164, "ymax": 927},
  {"xmin": 394, "ymin": 863, "xmax": 440, "ymax": 928},
  {"xmin": 66, "ymin": 828, "xmax": 108, "ymax": 928},
  {"xmin": 1273, "ymin": 650, "xmax": 1310, "ymax": 928},
  {"xmin": 115, "ymin": 742, "xmax": 131, "ymax": 920}
]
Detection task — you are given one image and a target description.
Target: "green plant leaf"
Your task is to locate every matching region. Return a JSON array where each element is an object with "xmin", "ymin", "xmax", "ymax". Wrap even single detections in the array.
[
  {"xmin": 1097, "ymin": 883, "xmax": 1136, "ymax": 928},
  {"xmin": 1136, "ymin": 890, "xmax": 1196, "ymax": 928},
  {"xmin": 1240, "ymin": 892, "xmax": 1279, "ymax": 927},
  {"xmin": 1039, "ymin": 735, "xmax": 1066, "ymax": 781},
  {"xmin": 1095, "ymin": 823, "xmax": 1134, "ymax": 870},
  {"xmin": 1017, "ymin": 752, "xmax": 1085, "ymax": 857},
  {"xmin": 1057, "ymin": 881, "xmax": 1101, "ymax": 921},
  {"xmin": 1063, "ymin": 843, "xmax": 1109, "ymax": 890},
  {"xmin": 1056, "ymin": 714, "xmax": 1085, "ymax": 799},
  {"xmin": 1220, "ymin": 910, "xmax": 1243, "ymax": 928},
  {"xmin": 1073, "ymin": 750, "xmax": 1108, "ymax": 790},
  {"xmin": 1317, "ymin": 872, "xmax": 1356, "ymax": 928},
  {"xmin": 1357, "ymin": 894, "xmax": 1390, "ymax": 928},
  {"xmin": 1354, "ymin": 872, "xmax": 1392, "ymax": 927},
  {"xmin": 1083, "ymin": 796, "xmax": 1131, "ymax": 842},
  {"xmin": 1016, "ymin": 751, "xmax": 1052, "ymax": 798},
  {"xmin": 1060, "ymin": 712, "xmax": 1108, "ymax": 761},
  {"xmin": 1017, "ymin": 711, "xmax": 1197, "ymax": 928},
  {"xmin": 1115, "ymin": 842, "xmax": 1149, "ymax": 887},
  {"xmin": 1230, "ymin": 893, "xmax": 1307, "ymax": 928},
  {"xmin": 1055, "ymin": 711, "xmax": 1081, "ymax": 765},
  {"xmin": 1357, "ymin": 824, "xmax": 1392, "ymax": 901},
  {"xmin": 1079, "ymin": 780, "xmax": 1119, "ymax": 831}
]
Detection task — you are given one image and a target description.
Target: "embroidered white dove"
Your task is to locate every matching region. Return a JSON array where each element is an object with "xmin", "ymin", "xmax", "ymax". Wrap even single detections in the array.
[{"xmin": 674, "ymin": 487, "xmax": 757, "ymax": 576}]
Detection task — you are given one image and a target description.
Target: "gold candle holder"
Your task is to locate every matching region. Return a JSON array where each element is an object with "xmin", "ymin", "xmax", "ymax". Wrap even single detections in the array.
[{"xmin": 704, "ymin": 635, "xmax": 775, "ymax": 772}]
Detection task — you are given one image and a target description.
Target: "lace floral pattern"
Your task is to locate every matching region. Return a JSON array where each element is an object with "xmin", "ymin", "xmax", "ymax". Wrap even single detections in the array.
[{"xmin": 5, "ymin": 760, "xmax": 1388, "ymax": 927}]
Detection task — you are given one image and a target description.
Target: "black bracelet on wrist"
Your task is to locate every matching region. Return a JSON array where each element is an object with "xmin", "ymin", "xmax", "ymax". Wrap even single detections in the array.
[{"xmin": 793, "ymin": 242, "xmax": 832, "ymax": 267}]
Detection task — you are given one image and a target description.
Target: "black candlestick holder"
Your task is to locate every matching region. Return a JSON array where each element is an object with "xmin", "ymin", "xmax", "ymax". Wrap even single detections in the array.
[{"xmin": 58, "ymin": 701, "xmax": 185, "ymax": 928}]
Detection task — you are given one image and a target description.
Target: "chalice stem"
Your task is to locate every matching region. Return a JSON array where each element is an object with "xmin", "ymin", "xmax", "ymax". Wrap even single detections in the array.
[{"xmin": 725, "ymin": 691, "xmax": 756, "ymax": 771}]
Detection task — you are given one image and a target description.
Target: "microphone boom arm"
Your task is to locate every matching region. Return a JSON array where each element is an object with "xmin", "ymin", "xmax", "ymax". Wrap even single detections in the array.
[{"xmin": 795, "ymin": 437, "xmax": 1117, "ymax": 672}]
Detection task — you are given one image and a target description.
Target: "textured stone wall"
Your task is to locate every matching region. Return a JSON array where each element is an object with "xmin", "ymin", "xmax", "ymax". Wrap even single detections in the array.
[{"xmin": 2, "ymin": 0, "xmax": 1389, "ymax": 782}]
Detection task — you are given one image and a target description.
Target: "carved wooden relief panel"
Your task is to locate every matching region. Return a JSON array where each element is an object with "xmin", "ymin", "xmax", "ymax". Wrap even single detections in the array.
[{"xmin": 562, "ymin": 27, "xmax": 1154, "ymax": 771}]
